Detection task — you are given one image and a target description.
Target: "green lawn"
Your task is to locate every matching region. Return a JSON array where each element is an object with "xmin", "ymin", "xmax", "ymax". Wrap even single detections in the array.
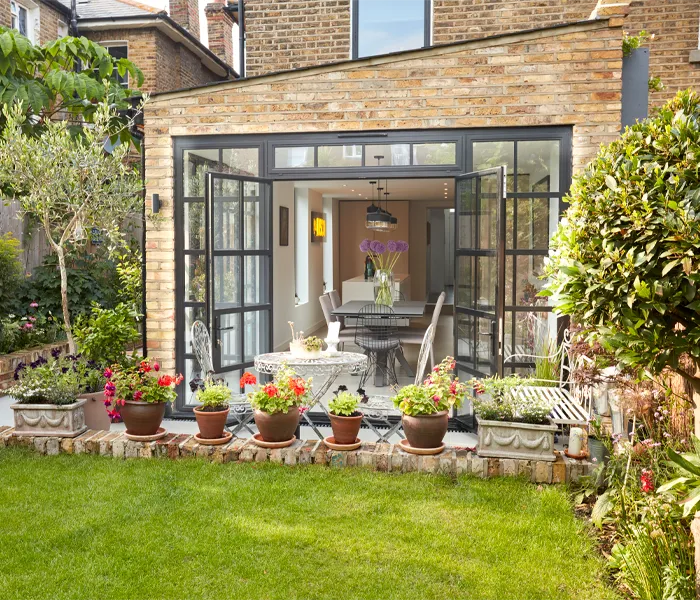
[{"xmin": 0, "ymin": 448, "xmax": 619, "ymax": 600}]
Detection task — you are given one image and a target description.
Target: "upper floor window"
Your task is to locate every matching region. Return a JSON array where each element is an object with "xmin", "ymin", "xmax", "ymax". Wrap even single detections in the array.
[
  {"xmin": 99, "ymin": 44, "xmax": 129, "ymax": 87},
  {"xmin": 352, "ymin": 0, "xmax": 430, "ymax": 59},
  {"xmin": 11, "ymin": 1, "xmax": 33, "ymax": 40}
]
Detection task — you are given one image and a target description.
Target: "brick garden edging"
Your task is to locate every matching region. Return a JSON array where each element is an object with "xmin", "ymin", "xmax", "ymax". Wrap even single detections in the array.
[
  {"xmin": 0, "ymin": 426, "xmax": 592, "ymax": 483},
  {"xmin": 0, "ymin": 342, "xmax": 70, "ymax": 391}
]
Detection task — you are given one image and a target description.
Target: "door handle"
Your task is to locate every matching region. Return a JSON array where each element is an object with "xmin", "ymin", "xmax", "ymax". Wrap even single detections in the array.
[{"xmin": 478, "ymin": 329, "xmax": 494, "ymax": 336}]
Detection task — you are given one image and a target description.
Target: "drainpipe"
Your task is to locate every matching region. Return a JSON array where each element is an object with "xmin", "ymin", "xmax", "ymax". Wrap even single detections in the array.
[
  {"xmin": 238, "ymin": 0, "xmax": 245, "ymax": 77},
  {"xmin": 70, "ymin": 0, "xmax": 78, "ymax": 36}
]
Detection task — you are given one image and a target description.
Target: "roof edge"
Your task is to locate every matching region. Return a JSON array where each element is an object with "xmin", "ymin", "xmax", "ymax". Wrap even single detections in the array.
[{"xmin": 149, "ymin": 17, "xmax": 614, "ymax": 102}]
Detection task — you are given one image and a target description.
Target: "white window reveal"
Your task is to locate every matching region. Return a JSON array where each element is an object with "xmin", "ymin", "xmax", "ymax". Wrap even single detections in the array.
[{"xmin": 11, "ymin": 0, "xmax": 38, "ymax": 42}]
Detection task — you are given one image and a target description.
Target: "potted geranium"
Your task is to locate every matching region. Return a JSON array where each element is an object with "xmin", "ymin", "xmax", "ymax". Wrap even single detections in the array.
[
  {"xmin": 471, "ymin": 375, "xmax": 558, "ymax": 462},
  {"xmin": 104, "ymin": 358, "xmax": 182, "ymax": 439},
  {"xmin": 327, "ymin": 390, "xmax": 363, "ymax": 446},
  {"xmin": 392, "ymin": 356, "xmax": 466, "ymax": 453},
  {"xmin": 9, "ymin": 354, "xmax": 86, "ymax": 438},
  {"xmin": 194, "ymin": 380, "xmax": 232, "ymax": 444},
  {"xmin": 241, "ymin": 366, "xmax": 311, "ymax": 446}
]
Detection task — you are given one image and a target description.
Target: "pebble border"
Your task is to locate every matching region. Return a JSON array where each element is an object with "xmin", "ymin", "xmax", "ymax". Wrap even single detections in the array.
[{"xmin": 0, "ymin": 426, "xmax": 591, "ymax": 484}]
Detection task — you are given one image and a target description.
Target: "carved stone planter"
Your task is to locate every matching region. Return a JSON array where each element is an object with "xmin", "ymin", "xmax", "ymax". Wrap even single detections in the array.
[
  {"xmin": 11, "ymin": 399, "xmax": 87, "ymax": 438},
  {"xmin": 477, "ymin": 418, "xmax": 557, "ymax": 462}
]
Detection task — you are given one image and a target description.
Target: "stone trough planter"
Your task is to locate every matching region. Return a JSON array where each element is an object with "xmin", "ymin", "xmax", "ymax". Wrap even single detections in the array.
[
  {"xmin": 11, "ymin": 399, "xmax": 87, "ymax": 438},
  {"xmin": 477, "ymin": 418, "xmax": 557, "ymax": 462}
]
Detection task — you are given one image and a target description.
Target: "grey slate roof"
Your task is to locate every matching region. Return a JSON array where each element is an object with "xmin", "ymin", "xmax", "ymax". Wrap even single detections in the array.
[{"xmin": 55, "ymin": 0, "xmax": 160, "ymax": 20}]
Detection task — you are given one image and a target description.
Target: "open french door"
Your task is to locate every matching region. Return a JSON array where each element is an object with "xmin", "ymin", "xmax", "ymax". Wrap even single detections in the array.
[
  {"xmin": 204, "ymin": 172, "xmax": 273, "ymax": 374},
  {"xmin": 454, "ymin": 166, "xmax": 507, "ymax": 380}
]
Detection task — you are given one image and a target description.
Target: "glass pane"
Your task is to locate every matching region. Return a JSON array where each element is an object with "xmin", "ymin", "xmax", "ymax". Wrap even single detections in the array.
[
  {"xmin": 356, "ymin": 0, "xmax": 426, "ymax": 58},
  {"xmin": 244, "ymin": 310, "xmax": 269, "ymax": 361},
  {"xmin": 514, "ymin": 311, "xmax": 555, "ymax": 357},
  {"xmin": 479, "ymin": 173, "xmax": 499, "ymax": 250},
  {"xmin": 184, "ymin": 149, "xmax": 218, "ymax": 197},
  {"xmin": 475, "ymin": 255, "xmax": 496, "ymax": 311},
  {"xmin": 503, "ymin": 310, "xmax": 515, "ymax": 365},
  {"xmin": 505, "ymin": 255, "xmax": 514, "ymax": 307},
  {"xmin": 218, "ymin": 313, "xmax": 242, "ymax": 368},
  {"xmin": 184, "ymin": 201, "xmax": 205, "ymax": 250},
  {"xmin": 184, "ymin": 305, "xmax": 206, "ymax": 350},
  {"xmin": 213, "ymin": 180, "xmax": 240, "ymax": 251},
  {"xmin": 365, "ymin": 144, "xmax": 410, "ymax": 166},
  {"xmin": 505, "ymin": 198, "xmax": 514, "ymax": 249},
  {"xmin": 275, "ymin": 147, "xmax": 314, "ymax": 168},
  {"xmin": 516, "ymin": 198, "xmax": 557, "ymax": 249},
  {"xmin": 317, "ymin": 145, "xmax": 362, "ymax": 167},
  {"xmin": 222, "ymin": 148, "xmax": 259, "ymax": 177},
  {"xmin": 456, "ymin": 256, "xmax": 472, "ymax": 308},
  {"xmin": 244, "ymin": 256, "xmax": 270, "ymax": 305},
  {"xmin": 184, "ymin": 357, "xmax": 205, "ymax": 405},
  {"xmin": 477, "ymin": 317, "xmax": 494, "ymax": 371},
  {"xmin": 473, "ymin": 141, "xmax": 514, "ymax": 192},
  {"xmin": 456, "ymin": 313, "xmax": 474, "ymax": 363},
  {"xmin": 457, "ymin": 177, "xmax": 476, "ymax": 249},
  {"xmin": 516, "ymin": 255, "xmax": 548, "ymax": 307},
  {"xmin": 413, "ymin": 143, "xmax": 456, "ymax": 165},
  {"xmin": 184, "ymin": 254, "xmax": 206, "ymax": 302},
  {"xmin": 243, "ymin": 182, "xmax": 269, "ymax": 250},
  {"xmin": 214, "ymin": 255, "xmax": 241, "ymax": 308},
  {"xmin": 517, "ymin": 140, "xmax": 560, "ymax": 193}
]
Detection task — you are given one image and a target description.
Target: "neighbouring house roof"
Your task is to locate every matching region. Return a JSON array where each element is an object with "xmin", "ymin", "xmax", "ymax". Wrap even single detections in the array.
[{"xmin": 53, "ymin": 0, "xmax": 236, "ymax": 78}]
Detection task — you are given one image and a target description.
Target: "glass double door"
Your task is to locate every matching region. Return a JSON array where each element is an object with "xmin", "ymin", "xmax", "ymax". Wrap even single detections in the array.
[
  {"xmin": 205, "ymin": 172, "xmax": 272, "ymax": 373},
  {"xmin": 454, "ymin": 167, "xmax": 506, "ymax": 379}
]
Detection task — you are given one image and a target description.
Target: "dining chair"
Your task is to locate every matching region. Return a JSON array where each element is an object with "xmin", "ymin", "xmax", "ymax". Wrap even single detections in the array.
[
  {"xmin": 354, "ymin": 303, "xmax": 400, "ymax": 388},
  {"xmin": 328, "ymin": 289, "xmax": 348, "ymax": 329},
  {"xmin": 319, "ymin": 294, "xmax": 355, "ymax": 350},
  {"xmin": 398, "ymin": 291, "xmax": 445, "ymax": 369}
]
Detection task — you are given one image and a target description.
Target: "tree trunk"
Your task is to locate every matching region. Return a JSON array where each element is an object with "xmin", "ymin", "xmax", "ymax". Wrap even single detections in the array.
[{"xmin": 56, "ymin": 247, "xmax": 75, "ymax": 354}]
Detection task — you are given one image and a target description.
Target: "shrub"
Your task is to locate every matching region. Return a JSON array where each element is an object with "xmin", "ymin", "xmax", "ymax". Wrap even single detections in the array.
[
  {"xmin": 73, "ymin": 303, "xmax": 140, "ymax": 367},
  {"xmin": 0, "ymin": 232, "xmax": 22, "ymax": 309},
  {"xmin": 196, "ymin": 380, "xmax": 231, "ymax": 411},
  {"xmin": 328, "ymin": 391, "xmax": 361, "ymax": 416},
  {"xmin": 0, "ymin": 303, "xmax": 62, "ymax": 354}
]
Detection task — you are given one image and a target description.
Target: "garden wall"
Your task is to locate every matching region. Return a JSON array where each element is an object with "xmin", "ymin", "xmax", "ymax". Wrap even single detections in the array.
[
  {"xmin": 0, "ymin": 342, "xmax": 69, "ymax": 391},
  {"xmin": 0, "ymin": 426, "xmax": 592, "ymax": 484}
]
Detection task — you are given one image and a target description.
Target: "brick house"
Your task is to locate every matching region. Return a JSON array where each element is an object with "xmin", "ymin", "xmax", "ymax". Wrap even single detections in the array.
[{"xmin": 129, "ymin": 0, "xmax": 700, "ymax": 419}]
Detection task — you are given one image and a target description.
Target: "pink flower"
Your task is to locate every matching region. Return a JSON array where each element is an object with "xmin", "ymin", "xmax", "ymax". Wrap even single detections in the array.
[
  {"xmin": 28, "ymin": 316, "xmax": 36, "ymax": 322},
  {"xmin": 104, "ymin": 368, "xmax": 113, "ymax": 379},
  {"xmin": 153, "ymin": 362, "xmax": 160, "ymax": 372},
  {"xmin": 24, "ymin": 323, "xmax": 33, "ymax": 330},
  {"xmin": 133, "ymin": 390, "xmax": 143, "ymax": 401},
  {"xmin": 433, "ymin": 395, "xmax": 440, "ymax": 404},
  {"xmin": 29, "ymin": 302, "xmax": 38, "ymax": 308}
]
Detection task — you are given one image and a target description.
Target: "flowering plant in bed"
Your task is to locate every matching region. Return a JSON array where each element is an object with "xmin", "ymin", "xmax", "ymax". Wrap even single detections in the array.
[
  {"xmin": 392, "ymin": 356, "xmax": 466, "ymax": 449},
  {"xmin": 359, "ymin": 239, "xmax": 409, "ymax": 306},
  {"xmin": 328, "ymin": 390, "xmax": 363, "ymax": 445},
  {"xmin": 104, "ymin": 358, "xmax": 182, "ymax": 436},
  {"xmin": 242, "ymin": 366, "xmax": 312, "ymax": 442},
  {"xmin": 194, "ymin": 380, "xmax": 232, "ymax": 441}
]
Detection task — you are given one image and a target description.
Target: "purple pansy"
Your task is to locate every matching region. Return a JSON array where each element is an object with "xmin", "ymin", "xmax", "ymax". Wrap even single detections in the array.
[
  {"xmin": 359, "ymin": 238, "xmax": 371, "ymax": 253},
  {"xmin": 387, "ymin": 240, "xmax": 398, "ymax": 252},
  {"xmin": 369, "ymin": 240, "xmax": 386, "ymax": 254}
]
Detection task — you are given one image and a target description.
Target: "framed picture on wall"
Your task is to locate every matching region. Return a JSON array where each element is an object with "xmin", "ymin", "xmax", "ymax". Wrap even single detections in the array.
[{"xmin": 279, "ymin": 206, "xmax": 289, "ymax": 246}]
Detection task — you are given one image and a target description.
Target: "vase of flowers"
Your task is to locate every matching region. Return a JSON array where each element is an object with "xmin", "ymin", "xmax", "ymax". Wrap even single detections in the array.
[
  {"xmin": 392, "ymin": 356, "xmax": 466, "ymax": 452},
  {"xmin": 359, "ymin": 239, "xmax": 409, "ymax": 307},
  {"xmin": 105, "ymin": 358, "xmax": 182, "ymax": 437},
  {"xmin": 242, "ymin": 367, "xmax": 311, "ymax": 445},
  {"xmin": 288, "ymin": 322, "xmax": 324, "ymax": 358}
]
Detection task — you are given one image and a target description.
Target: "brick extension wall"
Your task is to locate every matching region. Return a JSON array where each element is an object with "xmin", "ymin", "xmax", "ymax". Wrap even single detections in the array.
[{"xmin": 143, "ymin": 19, "xmax": 624, "ymax": 372}]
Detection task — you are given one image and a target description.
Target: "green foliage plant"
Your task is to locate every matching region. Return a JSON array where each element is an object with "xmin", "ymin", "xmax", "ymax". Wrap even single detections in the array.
[
  {"xmin": 0, "ymin": 302, "xmax": 61, "ymax": 354},
  {"xmin": 196, "ymin": 380, "xmax": 231, "ymax": 412},
  {"xmin": 244, "ymin": 365, "xmax": 311, "ymax": 415},
  {"xmin": 0, "ymin": 232, "xmax": 22, "ymax": 309},
  {"xmin": 73, "ymin": 302, "xmax": 139, "ymax": 367},
  {"xmin": 658, "ymin": 435, "xmax": 700, "ymax": 517},
  {"xmin": 0, "ymin": 96, "xmax": 144, "ymax": 352},
  {"xmin": 393, "ymin": 356, "xmax": 466, "ymax": 416},
  {"xmin": 328, "ymin": 391, "xmax": 361, "ymax": 416},
  {"xmin": 543, "ymin": 90, "xmax": 700, "ymax": 423},
  {"xmin": 470, "ymin": 375, "xmax": 554, "ymax": 424},
  {"xmin": 621, "ymin": 30, "xmax": 654, "ymax": 56}
]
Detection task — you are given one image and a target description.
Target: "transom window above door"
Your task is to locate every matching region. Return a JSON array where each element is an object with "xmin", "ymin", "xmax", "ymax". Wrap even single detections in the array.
[{"xmin": 352, "ymin": 0, "xmax": 431, "ymax": 59}]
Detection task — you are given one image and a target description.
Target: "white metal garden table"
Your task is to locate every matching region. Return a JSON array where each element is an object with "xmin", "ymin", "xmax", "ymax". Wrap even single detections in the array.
[{"xmin": 253, "ymin": 352, "xmax": 368, "ymax": 439}]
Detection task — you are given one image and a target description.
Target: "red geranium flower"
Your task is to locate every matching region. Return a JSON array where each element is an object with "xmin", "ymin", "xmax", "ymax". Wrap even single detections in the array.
[
  {"xmin": 133, "ymin": 390, "xmax": 143, "ymax": 401},
  {"xmin": 240, "ymin": 372, "xmax": 257, "ymax": 387},
  {"xmin": 263, "ymin": 383, "xmax": 279, "ymax": 397},
  {"xmin": 289, "ymin": 377, "xmax": 306, "ymax": 397},
  {"xmin": 140, "ymin": 360, "xmax": 151, "ymax": 373},
  {"xmin": 158, "ymin": 374, "xmax": 174, "ymax": 387},
  {"xmin": 153, "ymin": 362, "xmax": 160, "ymax": 372}
]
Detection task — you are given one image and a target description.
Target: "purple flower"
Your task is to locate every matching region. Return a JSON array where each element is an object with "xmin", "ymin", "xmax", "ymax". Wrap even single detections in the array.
[
  {"xmin": 29, "ymin": 302, "xmax": 38, "ymax": 308},
  {"xmin": 50, "ymin": 348, "xmax": 61, "ymax": 359},
  {"xmin": 397, "ymin": 240, "xmax": 409, "ymax": 252},
  {"xmin": 359, "ymin": 239, "xmax": 371, "ymax": 253},
  {"xmin": 370, "ymin": 240, "xmax": 386, "ymax": 254},
  {"xmin": 387, "ymin": 240, "xmax": 398, "ymax": 252}
]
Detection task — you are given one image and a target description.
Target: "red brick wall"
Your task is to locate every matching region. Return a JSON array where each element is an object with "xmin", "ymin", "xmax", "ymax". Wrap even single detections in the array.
[
  {"xmin": 169, "ymin": 0, "xmax": 199, "ymax": 40},
  {"xmin": 38, "ymin": 1, "xmax": 67, "ymax": 44},
  {"xmin": 205, "ymin": 2, "xmax": 234, "ymax": 66}
]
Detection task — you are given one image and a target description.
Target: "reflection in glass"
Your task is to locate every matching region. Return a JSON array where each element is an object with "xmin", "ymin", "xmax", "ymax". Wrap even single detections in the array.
[
  {"xmin": 243, "ymin": 182, "xmax": 269, "ymax": 250},
  {"xmin": 184, "ymin": 149, "xmax": 218, "ymax": 197},
  {"xmin": 456, "ymin": 313, "xmax": 474, "ymax": 362},
  {"xmin": 218, "ymin": 313, "xmax": 242, "ymax": 368},
  {"xmin": 213, "ymin": 196, "xmax": 240, "ymax": 251},
  {"xmin": 516, "ymin": 255, "xmax": 548, "ymax": 307},
  {"xmin": 514, "ymin": 311, "xmax": 554, "ymax": 356},
  {"xmin": 517, "ymin": 140, "xmax": 560, "ymax": 193},
  {"xmin": 222, "ymin": 147, "xmax": 259, "ymax": 177},
  {"xmin": 356, "ymin": 0, "xmax": 426, "ymax": 58},
  {"xmin": 477, "ymin": 317, "xmax": 494, "ymax": 369},
  {"xmin": 478, "ymin": 173, "xmax": 499, "ymax": 250},
  {"xmin": 457, "ymin": 177, "xmax": 476, "ymax": 249},
  {"xmin": 516, "ymin": 198, "xmax": 556, "ymax": 249},
  {"xmin": 475, "ymin": 255, "xmax": 497, "ymax": 310},
  {"xmin": 184, "ymin": 201, "xmax": 205, "ymax": 250},
  {"xmin": 456, "ymin": 256, "xmax": 472, "ymax": 308},
  {"xmin": 317, "ymin": 145, "xmax": 362, "ymax": 167},
  {"xmin": 413, "ymin": 143, "xmax": 456, "ymax": 165},
  {"xmin": 275, "ymin": 147, "xmax": 314, "ymax": 168},
  {"xmin": 365, "ymin": 144, "xmax": 410, "ymax": 166},
  {"xmin": 244, "ymin": 310, "xmax": 268, "ymax": 361},
  {"xmin": 184, "ymin": 305, "xmax": 206, "ymax": 349},
  {"xmin": 244, "ymin": 256, "xmax": 269, "ymax": 305},
  {"xmin": 473, "ymin": 141, "xmax": 514, "ymax": 192},
  {"xmin": 184, "ymin": 254, "xmax": 206, "ymax": 302},
  {"xmin": 214, "ymin": 255, "xmax": 241, "ymax": 307}
]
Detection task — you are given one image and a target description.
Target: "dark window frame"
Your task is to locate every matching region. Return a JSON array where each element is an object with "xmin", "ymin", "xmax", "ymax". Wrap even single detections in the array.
[{"xmin": 351, "ymin": 0, "xmax": 432, "ymax": 60}]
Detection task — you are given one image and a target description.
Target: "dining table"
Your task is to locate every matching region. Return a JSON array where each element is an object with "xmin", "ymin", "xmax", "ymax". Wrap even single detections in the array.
[{"xmin": 331, "ymin": 300, "xmax": 427, "ymax": 386}]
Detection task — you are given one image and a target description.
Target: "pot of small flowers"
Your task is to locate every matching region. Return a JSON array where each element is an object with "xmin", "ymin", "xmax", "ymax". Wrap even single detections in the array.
[
  {"xmin": 392, "ymin": 356, "xmax": 466, "ymax": 454},
  {"xmin": 326, "ymin": 390, "xmax": 363, "ymax": 449},
  {"xmin": 242, "ymin": 366, "xmax": 311, "ymax": 447},
  {"xmin": 471, "ymin": 375, "xmax": 558, "ymax": 462},
  {"xmin": 194, "ymin": 380, "xmax": 232, "ymax": 445},
  {"xmin": 105, "ymin": 358, "xmax": 182, "ymax": 440},
  {"xmin": 9, "ymin": 354, "xmax": 86, "ymax": 438},
  {"xmin": 288, "ymin": 322, "xmax": 324, "ymax": 359}
]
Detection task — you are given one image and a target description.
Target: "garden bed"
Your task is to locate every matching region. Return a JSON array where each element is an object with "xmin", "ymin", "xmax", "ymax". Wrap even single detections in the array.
[{"xmin": 0, "ymin": 341, "xmax": 69, "ymax": 390}]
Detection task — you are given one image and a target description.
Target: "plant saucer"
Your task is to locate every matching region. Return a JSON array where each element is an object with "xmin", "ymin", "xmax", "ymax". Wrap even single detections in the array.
[
  {"xmin": 399, "ymin": 438, "xmax": 445, "ymax": 455},
  {"xmin": 252, "ymin": 433, "xmax": 296, "ymax": 448},
  {"xmin": 124, "ymin": 427, "xmax": 168, "ymax": 442},
  {"xmin": 194, "ymin": 431, "xmax": 233, "ymax": 446},
  {"xmin": 323, "ymin": 436, "xmax": 362, "ymax": 451}
]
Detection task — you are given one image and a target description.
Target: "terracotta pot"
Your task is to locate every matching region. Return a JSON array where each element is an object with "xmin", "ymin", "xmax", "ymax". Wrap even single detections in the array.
[
  {"xmin": 402, "ymin": 411, "xmax": 449, "ymax": 449},
  {"xmin": 194, "ymin": 406, "xmax": 229, "ymax": 439},
  {"xmin": 120, "ymin": 401, "xmax": 167, "ymax": 436},
  {"xmin": 80, "ymin": 391, "xmax": 111, "ymax": 431},
  {"xmin": 254, "ymin": 407, "xmax": 299, "ymax": 442},
  {"xmin": 329, "ymin": 412, "xmax": 363, "ymax": 445}
]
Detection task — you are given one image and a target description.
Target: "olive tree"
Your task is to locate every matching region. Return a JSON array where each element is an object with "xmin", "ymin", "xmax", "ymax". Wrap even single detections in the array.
[
  {"xmin": 0, "ymin": 98, "xmax": 144, "ymax": 352},
  {"xmin": 543, "ymin": 90, "xmax": 700, "ymax": 429}
]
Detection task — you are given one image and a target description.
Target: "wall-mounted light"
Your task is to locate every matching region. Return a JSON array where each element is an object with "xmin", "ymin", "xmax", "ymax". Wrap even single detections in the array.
[{"xmin": 152, "ymin": 193, "xmax": 161, "ymax": 214}]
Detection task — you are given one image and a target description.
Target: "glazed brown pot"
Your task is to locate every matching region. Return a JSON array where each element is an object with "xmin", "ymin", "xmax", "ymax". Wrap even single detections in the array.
[
  {"xmin": 402, "ymin": 410, "xmax": 449, "ymax": 449},
  {"xmin": 120, "ymin": 401, "xmax": 167, "ymax": 436},
  {"xmin": 194, "ymin": 406, "xmax": 229, "ymax": 439},
  {"xmin": 329, "ymin": 412, "xmax": 363, "ymax": 445},
  {"xmin": 254, "ymin": 407, "xmax": 299, "ymax": 442},
  {"xmin": 80, "ymin": 390, "xmax": 111, "ymax": 431}
]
